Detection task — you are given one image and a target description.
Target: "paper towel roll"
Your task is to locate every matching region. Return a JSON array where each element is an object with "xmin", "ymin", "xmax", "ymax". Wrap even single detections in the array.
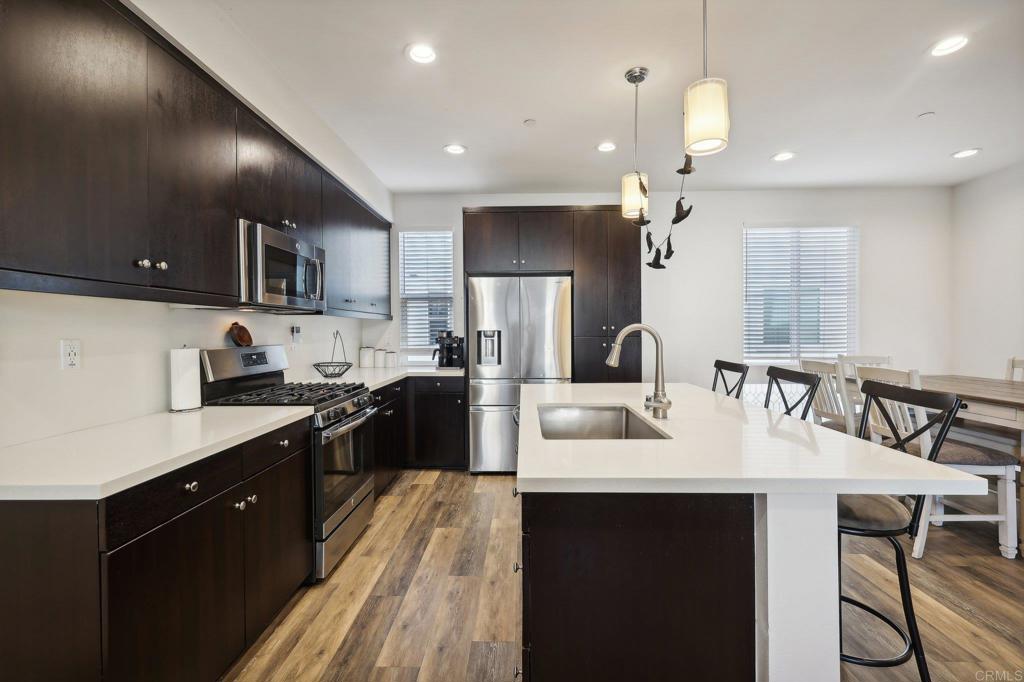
[
  {"xmin": 374, "ymin": 349, "xmax": 387, "ymax": 368},
  {"xmin": 359, "ymin": 347, "xmax": 376, "ymax": 368},
  {"xmin": 169, "ymin": 347, "xmax": 202, "ymax": 412}
]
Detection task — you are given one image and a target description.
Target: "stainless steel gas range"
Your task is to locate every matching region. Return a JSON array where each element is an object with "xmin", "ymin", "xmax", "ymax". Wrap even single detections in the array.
[{"xmin": 200, "ymin": 345, "xmax": 375, "ymax": 580}]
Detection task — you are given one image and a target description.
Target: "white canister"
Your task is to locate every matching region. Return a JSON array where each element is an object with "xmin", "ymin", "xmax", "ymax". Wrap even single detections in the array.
[
  {"xmin": 359, "ymin": 347, "xmax": 375, "ymax": 368},
  {"xmin": 374, "ymin": 349, "xmax": 387, "ymax": 368},
  {"xmin": 169, "ymin": 347, "xmax": 202, "ymax": 412},
  {"xmin": 386, "ymin": 351, "xmax": 398, "ymax": 368}
]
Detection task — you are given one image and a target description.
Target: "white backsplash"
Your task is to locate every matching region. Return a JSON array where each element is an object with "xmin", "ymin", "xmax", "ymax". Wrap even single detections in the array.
[{"xmin": 0, "ymin": 289, "xmax": 372, "ymax": 448}]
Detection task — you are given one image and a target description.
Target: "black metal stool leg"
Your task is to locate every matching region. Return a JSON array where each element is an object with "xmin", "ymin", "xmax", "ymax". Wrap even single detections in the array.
[{"xmin": 889, "ymin": 536, "xmax": 930, "ymax": 682}]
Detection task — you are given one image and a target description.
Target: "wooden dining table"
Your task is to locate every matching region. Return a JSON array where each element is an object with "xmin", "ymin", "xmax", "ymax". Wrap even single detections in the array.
[{"xmin": 921, "ymin": 374, "xmax": 1024, "ymax": 553}]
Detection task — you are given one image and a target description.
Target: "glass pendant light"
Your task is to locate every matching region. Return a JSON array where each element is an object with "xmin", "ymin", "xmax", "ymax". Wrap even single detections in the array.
[
  {"xmin": 621, "ymin": 66, "xmax": 650, "ymax": 220},
  {"xmin": 684, "ymin": 0, "xmax": 730, "ymax": 156}
]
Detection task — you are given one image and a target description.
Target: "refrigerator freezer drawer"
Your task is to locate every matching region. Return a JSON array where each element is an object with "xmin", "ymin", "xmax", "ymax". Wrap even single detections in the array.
[
  {"xmin": 470, "ymin": 380, "xmax": 521, "ymax": 406},
  {"xmin": 469, "ymin": 406, "xmax": 519, "ymax": 473}
]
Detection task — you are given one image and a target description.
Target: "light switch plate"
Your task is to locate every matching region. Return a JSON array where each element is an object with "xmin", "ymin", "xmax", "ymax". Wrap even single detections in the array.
[{"xmin": 60, "ymin": 339, "xmax": 81, "ymax": 369}]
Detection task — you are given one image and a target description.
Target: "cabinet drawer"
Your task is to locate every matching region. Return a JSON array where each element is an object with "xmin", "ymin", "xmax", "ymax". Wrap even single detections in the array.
[
  {"xmin": 372, "ymin": 380, "xmax": 406, "ymax": 406},
  {"xmin": 413, "ymin": 376, "xmax": 465, "ymax": 394},
  {"xmin": 101, "ymin": 446, "xmax": 242, "ymax": 551},
  {"xmin": 960, "ymin": 400, "xmax": 1019, "ymax": 423},
  {"xmin": 242, "ymin": 419, "xmax": 310, "ymax": 478}
]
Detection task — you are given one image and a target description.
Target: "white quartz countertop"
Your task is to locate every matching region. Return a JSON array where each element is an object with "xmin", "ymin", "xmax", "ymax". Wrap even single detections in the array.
[
  {"xmin": 286, "ymin": 365, "xmax": 464, "ymax": 391},
  {"xmin": 516, "ymin": 383, "xmax": 987, "ymax": 495},
  {"xmin": 0, "ymin": 406, "xmax": 313, "ymax": 500}
]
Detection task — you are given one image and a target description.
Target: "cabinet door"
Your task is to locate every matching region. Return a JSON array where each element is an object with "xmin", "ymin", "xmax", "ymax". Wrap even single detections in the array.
[
  {"xmin": 572, "ymin": 212, "xmax": 609, "ymax": 336},
  {"xmin": 517, "ymin": 212, "xmax": 573, "ymax": 271},
  {"xmin": 103, "ymin": 486, "xmax": 245, "ymax": 682},
  {"xmin": 373, "ymin": 402, "xmax": 396, "ymax": 497},
  {"xmin": 606, "ymin": 334, "xmax": 642, "ymax": 383},
  {"xmin": 463, "ymin": 212, "xmax": 519, "ymax": 273},
  {"xmin": 368, "ymin": 217, "xmax": 393, "ymax": 316},
  {"xmin": 0, "ymin": 0, "xmax": 149, "ymax": 285},
  {"xmin": 573, "ymin": 337, "xmax": 608, "ymax": 383},
  {"xmin": 243, "ymin": 450, "xmax": 313, "ymax": 644},
  {"xmin": 146, "ymin": 41, "xmax": 238, "ymax": 296},
  {"xmin": 238, "ymin": 108, "xmax": 321, "ymax": 245},
  {"xmin": 412, "ymin": 392, "xmax": 466, "ymax": 468},
  {"xmin": 607, "ymin": 212, "xmax": 642, "ymax": 334},
  {"xmin": 322, "ymin": 175, "xmax": 356, "ymax": 312}
]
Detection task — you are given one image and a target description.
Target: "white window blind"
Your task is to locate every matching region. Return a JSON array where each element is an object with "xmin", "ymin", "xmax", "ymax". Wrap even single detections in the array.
[
  {"xmin": 399, "ymin": 231, "xmax": 454, "ymax": 349},
  {"xmin": 743, "ymin": 226, "xmax": 858, "ymax": 363}
]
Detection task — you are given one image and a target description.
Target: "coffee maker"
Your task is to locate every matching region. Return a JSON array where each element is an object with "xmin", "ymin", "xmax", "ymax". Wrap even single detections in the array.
[{"xmin": 433, "ymin": 330, "xmax": 465, "ymax": 368}]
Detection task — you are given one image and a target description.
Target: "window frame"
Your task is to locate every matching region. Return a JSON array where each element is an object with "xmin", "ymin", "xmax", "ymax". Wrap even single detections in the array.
[
  {"xmin": 741, "ymin": 223, "xmax": 860, "ymax": 366},
  {"xmin": 398, "ymin": 229, "xmax": 456, "ymax": 364}
]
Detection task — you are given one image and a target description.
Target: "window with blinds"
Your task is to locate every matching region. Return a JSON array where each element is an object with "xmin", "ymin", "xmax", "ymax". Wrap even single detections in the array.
[
  {"xmin": 399, "ymin": 231, "xmax": 455, "ymax": 350},
  {"xmin": 742, "ymin": 226, "xmax": 859, "ymax": 363}
]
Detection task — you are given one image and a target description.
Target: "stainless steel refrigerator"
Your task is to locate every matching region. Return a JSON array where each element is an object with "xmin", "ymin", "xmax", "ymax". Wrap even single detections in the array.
[{"xmin": 467, "ymin": 276, "xmax": 572, "ymax": 472}]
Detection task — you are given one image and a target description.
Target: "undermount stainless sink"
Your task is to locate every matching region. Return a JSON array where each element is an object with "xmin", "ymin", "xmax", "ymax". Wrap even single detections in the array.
[{"xmin": 538, "ymin": 405, "xmax": 671, "ymax": 440}]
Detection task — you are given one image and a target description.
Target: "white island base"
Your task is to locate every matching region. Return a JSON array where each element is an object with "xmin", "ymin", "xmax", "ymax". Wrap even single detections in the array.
[{"xmin": 515, "ymin": 383, "xmax": 985, "ymax": 681}]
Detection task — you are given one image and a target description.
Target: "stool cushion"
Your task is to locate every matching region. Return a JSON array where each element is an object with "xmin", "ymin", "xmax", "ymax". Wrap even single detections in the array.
[
  {"xmin": 838, "ymin": 494, "xmax": 912, "ymax": 532},
  {"xmin": 820, "ymin": 419, "xmax": 847, "ymax": 433},
  {"xmin": 883, "ymin": 439, "xmax": 1019, "ymax": 467}
]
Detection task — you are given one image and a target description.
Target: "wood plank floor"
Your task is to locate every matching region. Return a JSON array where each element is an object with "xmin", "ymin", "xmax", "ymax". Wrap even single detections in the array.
[{"xmin": 227, "ymin": 470, "xmax": 1023, "ymax": 682}]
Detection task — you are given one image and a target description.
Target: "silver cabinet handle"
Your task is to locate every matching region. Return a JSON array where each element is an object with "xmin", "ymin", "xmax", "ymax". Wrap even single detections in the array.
[
  {"xmin": 393, "ymin": 386, "xmax": 402, "ymax": 392},
  {"xmin": 457, "ymin": 399, "xmax": 462, "ymax": 404},
  {"xmin": 184, "ymin": 481, "xmax": 199, "ymax": 493},
  {"xmin": 521, "ymin": 259, "xmax": 526, "ymax": 264},
  {"xmin": 246, "ymin": 494, "xmax": 258, "ymax": 504},
  {"xmin": 512, "ymin": 562, "xmax": 521, "ymax": 573},
  {"xmin": 610, "ymin": 325, "xmax": 616, "ymax": 330},
  {"xmin": 602, "ymin": 343, "xmax": 607, "ymax": 348},
  {"xmin": 278, "ymin": 439, "xmax": 290, "ymax": 448},
  {"xmin": 134, "ymin": 258, "xmax": 152, "ymax": 269},
  {"xmin": 154, "ymin": 261, "xmax": 168, "ymax": 271},
  {"xmin": 234, "ymin": 501, "xmax": 247, "ymax": 511},
  {"xmin": 436, "ymin": 382, "xmax": 441, "ymax": 387},
  {"xmin": 602, "ymin": 326, "xmax": 607, "ymax": 330},
  {"xmin": 512, "ymin": 487, "xmax": 519, "ymax": 497},
  {"xmin": 512, "ymin": 260, "xmax": 518, "ymax": 264}
]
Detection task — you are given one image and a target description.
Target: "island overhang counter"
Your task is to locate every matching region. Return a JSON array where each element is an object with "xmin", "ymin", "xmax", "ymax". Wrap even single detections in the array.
[{"xmin": 515, "ymin": 382, "xmax": 985, "ymax": 682}]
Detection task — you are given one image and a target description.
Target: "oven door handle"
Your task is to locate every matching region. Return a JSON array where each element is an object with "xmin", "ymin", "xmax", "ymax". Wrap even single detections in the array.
[{"xmin": 321, "ymin": 407, "xmax": 376, "ymax": 445}]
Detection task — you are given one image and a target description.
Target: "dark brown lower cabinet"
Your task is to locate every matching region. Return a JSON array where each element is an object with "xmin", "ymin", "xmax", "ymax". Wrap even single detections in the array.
[
  {"xmin": 103, "ymin": 485, "xmax": 246, "ymax": 682},
  {"xmin": 409, "ymin": 378, "xmax": 466, "ymax": 468},
  {"xmin": 373, "ymin": 398, "xmax": 404, "ymax": 496},
  {"xmin": 243, "ymin": 449, "xmax": 313, "ymax": 643},
  {"xmin": 573, "ymin": 335, "xmax": 641, "ymax": 383},
  {"xmin": 521, "ymin": 492, "xmax": 756, "ymax": 682}
]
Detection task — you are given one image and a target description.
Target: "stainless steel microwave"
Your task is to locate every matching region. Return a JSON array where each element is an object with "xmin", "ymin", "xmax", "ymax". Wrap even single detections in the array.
[{"xmin": 238, "ymin": 219, "xmax": 326, "ymax": 313}]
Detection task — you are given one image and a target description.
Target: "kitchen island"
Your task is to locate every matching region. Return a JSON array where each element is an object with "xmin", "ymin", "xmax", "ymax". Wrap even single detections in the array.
[{"xmin": 515, "ymin": 382, "xmax": 985, "ymax": 682}]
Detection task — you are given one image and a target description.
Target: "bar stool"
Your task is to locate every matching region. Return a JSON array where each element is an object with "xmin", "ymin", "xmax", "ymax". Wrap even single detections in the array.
[
  {"xmin": 838, "ymin": 380, "xmax": 962, "ymax": 682},
  {"xmin": 763, "ymin": 366, "xmax": 821, "ymax": 420},
  {"xmin": 711, "ymin": 359, "xmax": 749, "ymax": 398}
]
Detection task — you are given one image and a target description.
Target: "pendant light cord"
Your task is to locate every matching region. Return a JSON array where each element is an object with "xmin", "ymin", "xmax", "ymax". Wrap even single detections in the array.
[
  {"xmin": 633, "ymin": 83, "xmax": 639, "ymax": 173},
  {"xmin": 702, "ymin": 0, "xmax": 709, "ymax": 79}
]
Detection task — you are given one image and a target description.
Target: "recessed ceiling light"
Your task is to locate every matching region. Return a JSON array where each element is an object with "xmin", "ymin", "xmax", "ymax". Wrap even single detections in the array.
[
  {"xmin": 771, "ymin": 151, "xmax": 795, "ymax": 162},
  {"xmin": 597, "ymin": 141, "xmax": 616, "ymax": 152},
  {"xmin": 405, "ymin": 43, "xmax": 436, "ymax": 64},
  {"xmin": 930, "ymin": 35, "xmax": 968, "ymax": 56},
  {"xmin": 951, "ymin": 148, "xmax": 981, "ymax": 159},
  {"xmin": 443, "ymin": 144, "xmax": 467, "ymax": 155}
]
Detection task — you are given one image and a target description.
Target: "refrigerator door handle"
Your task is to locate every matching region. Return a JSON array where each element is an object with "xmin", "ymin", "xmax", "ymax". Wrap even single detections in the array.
[{"xmin": 513, "ymin": 406, "xmax": 521, "ymax": 425}]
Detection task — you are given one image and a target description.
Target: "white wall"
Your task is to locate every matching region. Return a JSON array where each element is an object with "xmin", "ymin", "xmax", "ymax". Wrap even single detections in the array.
[
  {"xmin": 123, "ymin": 0, "xmax": 393, "ymax": 221},
  {"xmin": 950, "ymin": 161, "xmax": 1024, "ymax": 378},
  {"xmin": 0, "ymin": 290, "xmax": 363, "ymax": 448},
  {"xmin": 390, "ymin": 187, "xmax": 955, "ymax": 385}
]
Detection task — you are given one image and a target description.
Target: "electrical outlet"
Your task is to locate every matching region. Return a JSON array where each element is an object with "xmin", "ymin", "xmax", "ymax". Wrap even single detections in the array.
[{"xmin": 60, "ymin": 339, "xmax": 81, "ymax": 370}]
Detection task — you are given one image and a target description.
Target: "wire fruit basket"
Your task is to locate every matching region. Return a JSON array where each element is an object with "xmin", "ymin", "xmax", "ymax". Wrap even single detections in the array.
[{"xmin": 314, "ymin": 331, "xmax": 353, "ymax": 379}]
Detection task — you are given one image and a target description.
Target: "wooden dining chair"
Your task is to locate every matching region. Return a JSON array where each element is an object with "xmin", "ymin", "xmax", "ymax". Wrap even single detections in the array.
[
  {"xmin": 856, "ymin": 365, "xmax": 1020, "ymax": 560},
  {"xmin": 711, "ymin": 360, "xmax": 749, "ymax": 399},
  {"xmin": 763, "ymin": 366, "xmax": 821, "ymax": 420},
  {"xmin": 1006, "ymin": 356, "xmax": 1024, "ymax": 381},
  {"xmin": 799, "ymin": 360, "xmax": 851, "ymax": 433},
  {"xmin": 837, "ymin": 355, "xmax": 893, "ymax": 432}
]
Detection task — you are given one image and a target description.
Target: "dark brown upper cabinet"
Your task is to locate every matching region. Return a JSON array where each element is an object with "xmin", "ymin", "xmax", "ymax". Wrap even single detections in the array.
[
  {"xmin": 572, "ymin": 211, "xmax": 610, "ymax": 336},
  {"xmin": 146, "ymin": 41, "xmax": 238, "ymax": 297},
  {"xmin": 518, "ymin": 211, "xmax": 573, "ymax": 271},
  {"xmin": 0, "ymin": 0, "xmax": 149, "ymax": 286},
  {"xmin": 607, "ymin": 212, "xmax": 642, "ymax": 333},
  {"xmin": 236, "ymin": 109, "xmax": 322, "ymax": 248},
  {"xmin": 463, "ymin": 212, "xmax": 520, "ymax": 273},
  {"xmin": 322, "ymin": 175, "xmax": 392, "ymax": 319}
]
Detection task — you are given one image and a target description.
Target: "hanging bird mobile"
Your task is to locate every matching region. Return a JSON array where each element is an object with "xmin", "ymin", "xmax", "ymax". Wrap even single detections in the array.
[{"xmin": 633, "ymin": 154, "xmax": 695, "ymax": 269}]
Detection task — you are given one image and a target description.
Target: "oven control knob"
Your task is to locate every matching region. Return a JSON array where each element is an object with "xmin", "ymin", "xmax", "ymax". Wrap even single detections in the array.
[{"xmin": 330, "ymin": 409, "xmax": 339, "ymax": 420}]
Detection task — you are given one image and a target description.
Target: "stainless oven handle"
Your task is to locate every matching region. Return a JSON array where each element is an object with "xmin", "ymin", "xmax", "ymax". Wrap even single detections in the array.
[{"xmin": 321, "ymin": 407, "xmax": 377, "ymax": 445}]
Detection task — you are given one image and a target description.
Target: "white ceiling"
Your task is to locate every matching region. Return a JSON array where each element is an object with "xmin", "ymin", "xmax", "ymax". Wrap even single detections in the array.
[{"xmin": 213, "ymin": 0, "xmax": 1024, "ymax": 193}]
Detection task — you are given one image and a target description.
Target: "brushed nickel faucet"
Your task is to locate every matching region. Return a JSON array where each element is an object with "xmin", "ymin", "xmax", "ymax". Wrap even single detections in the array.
[{"xmin": 605, "ymin": 323, "xmax": 671, "ymax": 419}]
